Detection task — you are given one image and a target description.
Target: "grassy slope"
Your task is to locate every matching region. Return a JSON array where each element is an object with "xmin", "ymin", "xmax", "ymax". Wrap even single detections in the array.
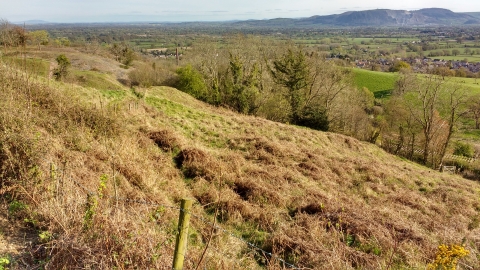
[
  {"xmin": 352, "ymin": 68, "xmax": 397, "ymax": 98},
  {"xmin": 1, "ymin": 49, "xmax": 480, "ymax": 269}
]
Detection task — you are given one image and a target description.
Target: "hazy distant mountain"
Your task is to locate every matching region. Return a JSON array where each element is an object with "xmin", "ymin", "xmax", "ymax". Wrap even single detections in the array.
[
  {"xmin": 14, "ymin": 20, "xmax": 51, "ymax": 25},
  {"xmin": 464, "ymin": 12, "xmax": 480, "ymax": 20},
  {"xmin": 234, "ymin": 8, "xmax": 480, "ymax": 27},
  {"xmin": 12, "ymin": 9, "xmax": 480, "ymax": 28}
]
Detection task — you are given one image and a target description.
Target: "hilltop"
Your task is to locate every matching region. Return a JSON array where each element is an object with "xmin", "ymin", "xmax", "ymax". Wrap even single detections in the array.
[
  {"xmin": 1, "ymin": 48, "xmax": 480, "ymax": 269},
  {"xmin": 234, "ymin": 8, "xmax": 480, "ymax": 27}
]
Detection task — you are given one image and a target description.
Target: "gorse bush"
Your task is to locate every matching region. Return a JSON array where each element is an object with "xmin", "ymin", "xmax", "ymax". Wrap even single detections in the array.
[
  {"xmin": 0, "ymin": 256, "xmax": 10, "ymax": 270},
  {"xmin": 427, "ymin": 244, "xmax": 469, "ymax": 270}
]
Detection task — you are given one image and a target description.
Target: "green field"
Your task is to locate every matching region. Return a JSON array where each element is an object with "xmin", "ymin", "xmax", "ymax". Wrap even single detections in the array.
[
  {"xmin": 353, "ymin": 68, "xmax": 480, "ymax": 98},
  {"xmin": 352, "ymin": 68, "xmax": 397, "ymax": 98},
  {"xmin": 432, "ymin": 55, "xmax": 480, "ymax": 62},
  {"xmin": 447, "ymin": 76, "xmax": 480, "ymax": 95}
]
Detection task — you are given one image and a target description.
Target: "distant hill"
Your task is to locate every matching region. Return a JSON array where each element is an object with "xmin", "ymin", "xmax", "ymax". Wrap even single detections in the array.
[
  {"xmin": 234, "ymin": 8, "xmax": 480, "ymax": 27},
  {"xmin": 464, "ymin": 12, "xmax": 480, "ymax": 19},
  {"xmin": 13, "ymin": 9, "xmax": 480, "ymax": 28},
  {"xmin": 14, "ymin": 20, "xmax": 51, "ymax": 25}
]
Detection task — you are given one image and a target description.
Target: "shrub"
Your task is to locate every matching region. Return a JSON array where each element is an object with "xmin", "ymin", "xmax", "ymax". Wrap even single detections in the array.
[
  {"xmin": 453, "ymin": 142, "xmax": 474, "ymax": 158},
  {"xmin": 389, "ymin": 61, "xmax": 411, "ymax": 72},
  {"xmin": 128, "ymin": 62, "xmax": 176, "ymax": 88},
  {"xmin": 175, "ymin": 64, "xmax": 209, "ymax": 102},
  {"xmin": 296, "ymin": 105, "xmax": 329, "ymax": 131},
  {"xmin": 427, "ymin": 244, "xmax": 469, "ymax": 270},
  {"xmin": 0, "ymin": 256, "xmax": 10, "ymax": 270},
  {"xmin": 53, "ymin": 54, "xmax": 70, "ymax": 81},
  {"xmin": 110, "ymin": 43, "xmax": 136, "ymax": 67}
]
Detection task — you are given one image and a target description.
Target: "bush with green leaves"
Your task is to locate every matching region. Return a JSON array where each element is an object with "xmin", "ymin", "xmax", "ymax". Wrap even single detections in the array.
[
  {"xmin": 0, "ymin": 255, "xmax": 10, "ymax": 270},
  {"xmin": 53, "ymin": 54, "xmax": 70, "ymax": 81},
  {"xmin": 389, "ymin": 60, "xmax": 411, "ymax": 72},
  {"xmin": 296, "ymin": 105, "xmax": 329, "ymax": 131},
  {"xmin": 110, "ymin": 43, "xmax": 136, "ymax": 67},
  {"xmin": 453, "ymin": 141, "xmax": 474, "ymax": 158},
  {"xmin": 175, "ymin": 64, "xmax": 211, "ymax": 103}
]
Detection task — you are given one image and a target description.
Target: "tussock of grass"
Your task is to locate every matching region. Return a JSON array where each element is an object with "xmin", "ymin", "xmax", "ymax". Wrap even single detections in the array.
[
  {"xmin": 148, "ymin": 129, "xmax": 183, "ymax": 152},
  {"xmin": 2, "ymin": 50, "xmax": 480, "ymax": 269}
]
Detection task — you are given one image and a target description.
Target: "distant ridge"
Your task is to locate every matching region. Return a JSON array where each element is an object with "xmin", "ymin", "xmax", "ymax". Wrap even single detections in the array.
[
  {"xmin": 234, "ymin": 8, "xmax": 480, "ymax": 27},
  {"xmin": 14, "ymin": 20, "xmax": 51, "ymax": 25},
  {"xmin": 11, "ymin": 8, "xmax": 480, "ymax": 27},
  {"xmin": 465, "ymin": 12, "xmax": 480, "ymax": 20}
]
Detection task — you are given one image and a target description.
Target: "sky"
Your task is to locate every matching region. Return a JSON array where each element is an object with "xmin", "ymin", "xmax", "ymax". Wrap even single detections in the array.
[{"xmin": 1, "ymin": 0, "xmax": 479, "ymax": 23}]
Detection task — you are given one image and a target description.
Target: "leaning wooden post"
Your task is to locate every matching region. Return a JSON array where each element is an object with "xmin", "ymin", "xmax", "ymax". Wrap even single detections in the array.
[
  {"xmin": 172, "ymin": 198, "xmax": 193, "ymax": 270},
  {"xmin": 50, "ymin": 163, "xmax": 56, "ymax": 198}
]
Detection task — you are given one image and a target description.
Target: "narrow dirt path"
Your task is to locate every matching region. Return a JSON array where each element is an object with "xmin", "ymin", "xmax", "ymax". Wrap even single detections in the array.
[{"xmin": 0, "ymin": 204, "xmax": 37, "ymax": 269}]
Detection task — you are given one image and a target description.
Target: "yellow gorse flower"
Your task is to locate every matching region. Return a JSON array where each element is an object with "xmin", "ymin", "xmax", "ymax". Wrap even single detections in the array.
[{"xmin": 427, "ymin": 244, "xmax": 469, "ymax": 270}]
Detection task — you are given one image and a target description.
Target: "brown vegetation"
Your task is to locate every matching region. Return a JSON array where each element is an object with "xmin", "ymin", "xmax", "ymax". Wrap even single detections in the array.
[{"xmin": 1, "ymin": 46, "xmax": 480, "ymax": 269}]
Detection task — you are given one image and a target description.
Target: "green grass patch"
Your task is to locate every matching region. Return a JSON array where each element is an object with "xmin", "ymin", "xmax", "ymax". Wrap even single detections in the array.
[
  {"xmin": 99, "ymin": 89, "xmax": 127, "ymax": 100},
  {"xmin": 352, "ymin": 68, "xmax": 397, "ymax": 98},
  {"xmin": 458, "ymin": 129, "xmax": 480, "ymax": 140},
  {"xmin": 446, "ymin": 77, "xmax": 480, "ymax": 94},
  {"xmin": 146, "ymin": 96, "xmax": 187, "ymax": 115},
  {"xmin": 429, "ymin": 54, "xmax": 480, "ymax": 62},
  {"xmin": 2, "ymin": 56, "xmax": 49, "ymax": 77}
]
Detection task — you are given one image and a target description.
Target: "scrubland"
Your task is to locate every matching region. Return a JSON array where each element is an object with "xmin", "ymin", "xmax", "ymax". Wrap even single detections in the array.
[{"xmin": 1, "ymin": 48, "xmax": 480, "ymax": 269}]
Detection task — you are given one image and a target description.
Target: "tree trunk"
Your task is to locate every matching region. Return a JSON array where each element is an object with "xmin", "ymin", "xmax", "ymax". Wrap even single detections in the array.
[
  {"xmin": 423, "ymin": 126, "xmax": 431, "ymax": 165},
  {"xmin": 394, "ymin": 126, "xmax": 404, "ymax": 154},
  {"xmin": 409, "ymin": 133, "xmax": 415, "ymax": 160},
  {"xmin": 423, "ymin": 142, "xmax": 429, "ymax": 165},
  {"xmin": 439, "ymin": 113, "xmax": 455, "ymax": 169}
]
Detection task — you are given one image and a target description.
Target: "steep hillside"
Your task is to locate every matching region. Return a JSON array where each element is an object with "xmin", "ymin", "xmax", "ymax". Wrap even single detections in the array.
[{"xmin": 1, "ymin": 51, "xmax": 480, "ymax": 269}]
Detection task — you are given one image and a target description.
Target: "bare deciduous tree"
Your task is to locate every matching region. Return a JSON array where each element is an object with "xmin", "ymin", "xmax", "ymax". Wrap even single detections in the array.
[{"xmin": 385, "ymin": 72, "xmax": 469, "ymax": 168}]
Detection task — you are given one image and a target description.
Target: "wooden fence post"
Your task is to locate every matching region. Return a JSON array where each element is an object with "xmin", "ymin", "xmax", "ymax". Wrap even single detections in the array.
[
  {"xmin": 172, "ymin": 198, "xmax": 193, "ymax": 270},
  {"xmin": 60, "ymin": 160, "xmax": 67, "ymax": 199},
  {"xmin": 50, "ymin": 163, "xmax": 56, "ymax": 197}
]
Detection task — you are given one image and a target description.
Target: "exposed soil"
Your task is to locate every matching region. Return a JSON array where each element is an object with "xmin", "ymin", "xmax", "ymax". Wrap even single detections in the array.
[{"xmin": 0, "ymin": 204, "xmax": 37, "ymax": 269}]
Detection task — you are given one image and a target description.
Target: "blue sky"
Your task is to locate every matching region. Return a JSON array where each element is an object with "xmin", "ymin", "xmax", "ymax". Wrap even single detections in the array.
[{"xmin": 1, "ymin": 0, "xmax": 479, "ymax": 23}]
